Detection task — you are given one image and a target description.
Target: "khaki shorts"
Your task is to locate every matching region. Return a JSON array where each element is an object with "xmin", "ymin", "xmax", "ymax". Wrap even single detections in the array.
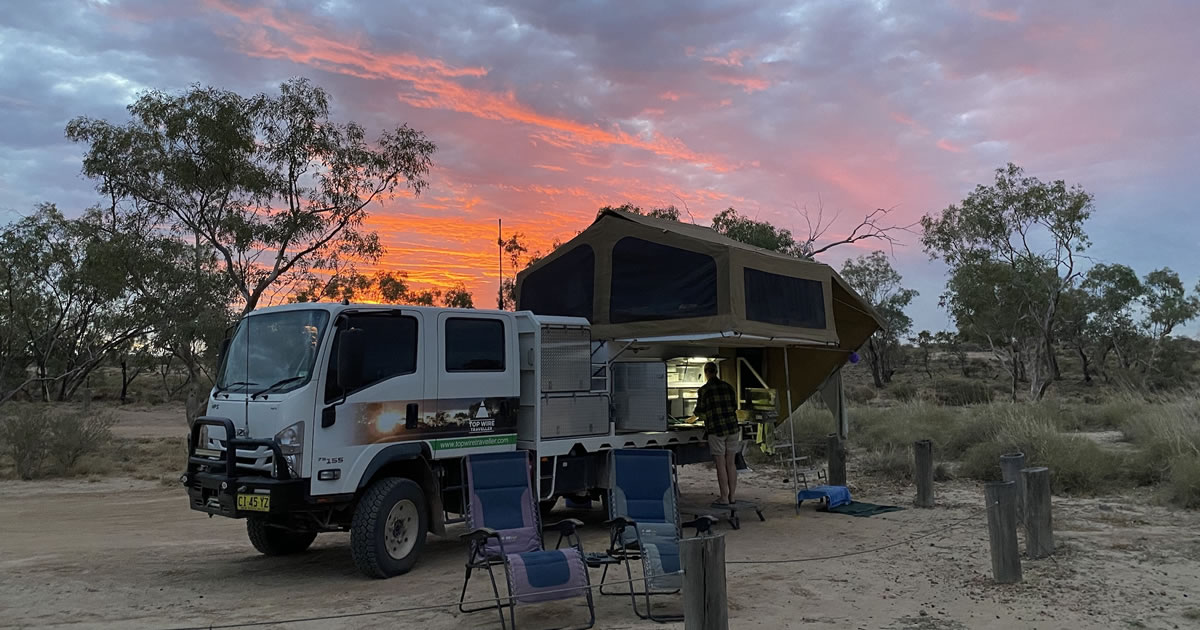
[{"xmin": 708, "ymin": 433, "xmax": 740, "ymax": 457}]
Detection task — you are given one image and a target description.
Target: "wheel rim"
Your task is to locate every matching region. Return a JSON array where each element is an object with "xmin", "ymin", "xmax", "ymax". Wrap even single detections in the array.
[{"xmin": 384, "ymin": 499, "xmax": 419, "ymax": 560}]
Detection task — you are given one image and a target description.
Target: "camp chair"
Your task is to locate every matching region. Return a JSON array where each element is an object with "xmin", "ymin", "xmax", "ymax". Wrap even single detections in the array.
[
  {"xmin": 459, "ymin": 451, "xmax": 595, "ymax": 630},
  {"xmin": 600, "ymin": 448, "xmax": 716, "ymax": 623}
]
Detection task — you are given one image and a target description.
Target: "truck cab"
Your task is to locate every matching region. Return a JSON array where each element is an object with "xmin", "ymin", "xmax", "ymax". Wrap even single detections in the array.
[{"xmin": 185, "ymin": 303, "xmax": 527, "ymax": 577}]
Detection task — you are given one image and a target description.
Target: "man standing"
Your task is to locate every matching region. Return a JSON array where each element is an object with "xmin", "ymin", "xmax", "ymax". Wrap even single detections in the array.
[{"xmin": 696, "ymin": 361, "xmax": 741, "ymax": 507}]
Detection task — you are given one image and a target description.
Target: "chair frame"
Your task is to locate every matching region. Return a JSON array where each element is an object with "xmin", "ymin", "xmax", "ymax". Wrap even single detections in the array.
[
  {"xmin": 457, "ymin": 452, "xmax": 596, "ymax": 630},
  {"xmin": 598, "ymin": 449, "xmax": 715, "ymax": 623}
]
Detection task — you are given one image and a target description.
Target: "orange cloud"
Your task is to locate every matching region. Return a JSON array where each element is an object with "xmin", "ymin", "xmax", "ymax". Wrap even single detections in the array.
[
  {"xmin": 936, "ymin": 138, "xmax": 966, "ymax": 153},
  {"xmin": 659, "ymin": 91, "xmax": 681, "ymax": 101},
  {"xmin": 532, "ymin": 164, "xmax": 567, "ymax": 172},
  {"xmin": 711, "ymin": 75, "xmax": 770, "ymax": 93},
  {"xmin": 702, "ymin": 49, "xmax": 750, "ymax": 67},
  {"xmin": 204, "ymin": 0, "xmax": 734, "ymax": 172},
  {"xmin": 979, "ymin": 9, "xmax": 1018, "ymax": 22}
]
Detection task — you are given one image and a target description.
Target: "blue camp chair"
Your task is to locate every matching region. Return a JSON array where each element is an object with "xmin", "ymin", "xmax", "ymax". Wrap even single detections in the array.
[
  {"xmin": 601, "ymin": 449, "xmax": 715, "ymax": 623},
  {"xmin": 459, "ymin": 451, "xmax": 595, "ymax": 630}
]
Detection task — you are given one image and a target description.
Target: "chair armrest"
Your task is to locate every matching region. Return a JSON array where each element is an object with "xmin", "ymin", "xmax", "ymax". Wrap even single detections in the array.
[
  {"xmin": 544, "ymin": 518, "xmax": 584, "ymax": 534},
  {"xmin": 682, "ymin": 515, "xmax": 718, "ymax": 535},
  {"xmin": 603, "ymin": 516, "xmax": 636, "ymax": 529},
  {"xmin": 459, "ymin": 527, "xmax": 499, "ymax": 542}
]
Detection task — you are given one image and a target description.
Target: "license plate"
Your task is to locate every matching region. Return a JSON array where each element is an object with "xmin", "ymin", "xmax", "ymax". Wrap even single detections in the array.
[{"xmin": 237, "ymin": 494, "xmax": 270, "ymax": 512}]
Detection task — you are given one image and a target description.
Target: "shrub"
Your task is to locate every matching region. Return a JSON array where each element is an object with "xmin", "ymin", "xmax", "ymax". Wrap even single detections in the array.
[
  {"xmin": 846, "ymin": 385, "xmax": 877, "ymax": 404},
  {"xmin": 1163, "ymin": 455, "xmax": 1200, "ymax": 509},
  {"xmin": 889, "ymin": 382, "xmax": 921, "ymax": 403},
  {"xmin": 0, "ymin": 407, "xmax": 51, "ymax": 480},
  {"xmin": 935, "ymin": 378, "xmax": 993, "ymax": 406},
  {"xmin": 859, "ymin": 446, "xmax": 912, "ymax": 481},
  {"xmin": 47, "ymin": 409, "xmax": 117, "ymax": 471}
]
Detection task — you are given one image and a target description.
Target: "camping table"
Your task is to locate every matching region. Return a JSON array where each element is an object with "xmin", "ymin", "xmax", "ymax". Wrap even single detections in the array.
[{"xmin": 680, "ymin": 500, "xmax": 765, "ymax": 530}]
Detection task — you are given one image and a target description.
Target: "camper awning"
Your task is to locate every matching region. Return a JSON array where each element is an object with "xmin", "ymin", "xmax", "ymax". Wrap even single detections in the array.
[{"xmin": 515, "ymin": 209, "xmax": 885, "ymax": 351}]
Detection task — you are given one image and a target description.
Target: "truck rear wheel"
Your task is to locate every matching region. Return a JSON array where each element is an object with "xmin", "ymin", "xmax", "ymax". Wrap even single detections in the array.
[
  {"xmin": 351, "ymin": 477, "xmax": 427, "ymax": 579},
  {"xmin": 246, "ymin": 518, "xmax": 317, "ymax": 556}
]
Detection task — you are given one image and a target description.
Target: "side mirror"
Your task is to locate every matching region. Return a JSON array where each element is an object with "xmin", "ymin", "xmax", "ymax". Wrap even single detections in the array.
[
  {"xmin": 216, "ymin": 338, "xmax": 232, "ymax": 366},
  {"xmin": 336, "ymin": 328, "xmax": 365, "ymax": 392}
]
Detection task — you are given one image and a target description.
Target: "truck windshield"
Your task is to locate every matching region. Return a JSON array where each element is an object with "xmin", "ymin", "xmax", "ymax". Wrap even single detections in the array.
[{"xmin": 216, "ymin": 309, "xmax": 330, "ymax": 395}]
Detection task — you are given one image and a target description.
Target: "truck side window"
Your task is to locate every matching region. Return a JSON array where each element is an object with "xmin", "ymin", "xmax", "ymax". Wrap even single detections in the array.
[
  {"xmin": 326, "ymin": 313, "xmax": 418, "ymax": 402},
  {"xmin": 444, "ymin": 318, "xmax": 505, "ymax": 372}
]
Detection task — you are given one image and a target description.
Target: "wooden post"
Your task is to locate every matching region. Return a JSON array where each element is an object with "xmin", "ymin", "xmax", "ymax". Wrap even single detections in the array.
[
  {"xmin": 999, "ymin": 452, "xmax": 1026, "ymax": 522},
  {"xmin": 682, "ymin": 534, "xmax": 728, "ymax": 630},
  {"xmin": 913, "ymin": 439, "xmax": 934, "ymax": 508},
  {"xmin": 827, "ymin": 433, "xmax": 846, "ymax": 487},
  {"xmin": 984, "ymin": 480, "xmax": 1022, "ymax": 584},
  {"xmin": 1022, "ymin": 467, "xmax": 1054, "ymax": 558}
]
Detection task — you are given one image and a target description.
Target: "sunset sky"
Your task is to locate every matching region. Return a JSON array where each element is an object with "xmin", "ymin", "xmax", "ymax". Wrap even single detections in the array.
[{"xmin": 1, "ymin": 0, "xmax": 1198, "ymax": 333}]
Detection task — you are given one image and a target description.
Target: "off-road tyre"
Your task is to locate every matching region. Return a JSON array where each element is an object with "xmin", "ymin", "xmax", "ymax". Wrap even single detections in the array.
[
  {"xmin": 246, "ymin": 518, "xmax": 317, "ymax": 556},
  {"xmin": 350, "ymin": 477, "xmax": 427, "ymax": 578}
]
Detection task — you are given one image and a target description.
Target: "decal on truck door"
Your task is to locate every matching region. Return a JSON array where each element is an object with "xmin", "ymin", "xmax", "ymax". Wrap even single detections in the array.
[{"xmin": 352, "ymin": 396, "xmax": 518, "ymax": 445}]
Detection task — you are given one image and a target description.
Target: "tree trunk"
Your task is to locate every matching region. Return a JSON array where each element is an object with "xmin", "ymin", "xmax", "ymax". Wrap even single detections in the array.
[
  {"xmin": 1010, "ymin": 345, "xmax": 1020, "ymax": 402},
  {"xmin": 1046, "ymin": 335, "xmax": 1061, "ymax": 380},
  {"xmin": 1077, "ymin": 346, "xmax": 1092, "ymax": 383},
  {"xmin": 121, "ymin": 358, "xmax": 129, "ymax": 404},
  {"xmin": 867, "ymin": 339, "xmax": 884, "ymax": 389}
]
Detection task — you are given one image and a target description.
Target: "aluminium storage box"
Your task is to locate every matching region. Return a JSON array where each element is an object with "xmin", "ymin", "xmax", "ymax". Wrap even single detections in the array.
[
  {"xmin": 523, "ymin": 393, "xmax": 611, "ymax": 440},
  {"xmin": 612, "ymin": 361, "xmax": 668, "ymax": 432},
  {"xmin": 539, "ymin": 326, "xmax": 592, "ymax": 392}
]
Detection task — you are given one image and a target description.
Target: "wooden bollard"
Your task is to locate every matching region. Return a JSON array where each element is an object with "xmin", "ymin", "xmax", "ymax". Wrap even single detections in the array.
[
  {"xmin": 827, "ymin": 433, "xmax": 847, "ymax": 487},
  {"xmin": 682, "ymin": 534, "xmax": 728, "ymax": 630},
  {"xmin": 1022, "ymin": 467, "xmax": 1054, "ymax": 558},
  {"xmin": 914, "ymin": 439, "xmax": 934, "ymax": 508},
  {"xmin": 984, "ymin": 480, "xmax": 1022, "ymax": 584},
  {"xmin": 999, "ymin": 452, "xmax": 1026, "ymax": 522}
]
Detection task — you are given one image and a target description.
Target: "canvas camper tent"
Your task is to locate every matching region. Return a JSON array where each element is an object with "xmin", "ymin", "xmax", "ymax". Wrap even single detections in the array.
[{"xmin": 515, "ymin": 209, "xmax": 885, "ymax": 437}]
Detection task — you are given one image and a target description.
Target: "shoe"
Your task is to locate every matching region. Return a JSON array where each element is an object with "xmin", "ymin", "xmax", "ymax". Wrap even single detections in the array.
[{"xmin": 711, "ymin": 500, "xmax": 731, "ymax": 509}]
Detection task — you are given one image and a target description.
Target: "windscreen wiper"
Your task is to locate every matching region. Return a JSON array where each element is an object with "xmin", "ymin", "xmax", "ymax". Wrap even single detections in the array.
[
  {"xmin": 250, "ymin": 376, "xmax": 305, "ymax": 399},
  {"xmin": 217, "ymin": 380, "xmax": 258, "ymax": 393}
]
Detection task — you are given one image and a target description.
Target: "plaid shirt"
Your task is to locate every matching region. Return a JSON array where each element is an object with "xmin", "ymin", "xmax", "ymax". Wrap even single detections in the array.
[{"xmin": 696, "ymin": 378, "xmax": 740, "ymax": 437}]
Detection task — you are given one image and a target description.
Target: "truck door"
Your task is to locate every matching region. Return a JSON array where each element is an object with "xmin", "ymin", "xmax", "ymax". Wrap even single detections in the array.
[
  {"xmin": 432, "ymin": 312, "xmax": 520, "ymax": 456},
  {"xmin": 311, "ymin": 309, "xmax": 426, "ymax": 496}
]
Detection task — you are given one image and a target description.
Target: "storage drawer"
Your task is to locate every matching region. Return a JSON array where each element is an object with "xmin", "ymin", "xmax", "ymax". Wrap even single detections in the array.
[{"xmin": 540, "ymin": 394, "xmax": 610, "ymax": 438}]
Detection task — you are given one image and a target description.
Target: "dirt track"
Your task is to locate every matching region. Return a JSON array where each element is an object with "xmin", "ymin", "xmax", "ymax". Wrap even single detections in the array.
[
  {"xmin": 3, "ymin": 461, "xmax": 1200, "ymax": 630},
  {"xmin": 1, "ymin": 399, "xmax": 1198, "ymax": 629}
]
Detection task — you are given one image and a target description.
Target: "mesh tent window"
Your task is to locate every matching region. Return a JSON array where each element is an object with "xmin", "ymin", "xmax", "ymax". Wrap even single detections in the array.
[
  {"xmin": 610, "ymin": 237, "xmax": 718, "ymax": 323},
  {"xmin": 743, "ymin": 267, "xmax": 826, "ymax": 329},
  {"xmin": 517, "ymin": 244, "xmax": 595, "ymax": 318}
]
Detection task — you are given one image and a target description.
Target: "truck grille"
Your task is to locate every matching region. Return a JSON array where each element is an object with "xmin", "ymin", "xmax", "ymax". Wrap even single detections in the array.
[{"xmin": 197, "ymin": 437, "xmax": 276, "ymax": 475}]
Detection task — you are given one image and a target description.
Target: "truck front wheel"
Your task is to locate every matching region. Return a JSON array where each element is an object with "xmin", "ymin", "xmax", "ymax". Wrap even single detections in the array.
[
  {"xmin": 246, "ymin": 518, "xmax": 317, "ymax": 556},
  {"xmin": 351, "ymin": 477, "xmax": 428, "ymax": 579}
]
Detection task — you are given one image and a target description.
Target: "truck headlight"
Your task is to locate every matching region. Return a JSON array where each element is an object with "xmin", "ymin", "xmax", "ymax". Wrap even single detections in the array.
[
  {"xmin": 275, "ymin": 421, "xmax": 304, "ymax": 455},
  {"xmin": 275, "ymin": 422, "xmax": 304, "ymax": 478}
]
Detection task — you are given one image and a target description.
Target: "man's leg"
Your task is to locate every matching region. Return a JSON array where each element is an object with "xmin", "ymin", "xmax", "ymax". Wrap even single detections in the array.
[
  {"xmin": 710, "ymin": 434, "xmax": 729, "ymax": 504},
  {"xmin": 713, "ymin": 454, "xmax": 729, "ymax": 504},
  {"xmin": 725, "ymin": 447, "xmax": 738, "ymax": 504}
]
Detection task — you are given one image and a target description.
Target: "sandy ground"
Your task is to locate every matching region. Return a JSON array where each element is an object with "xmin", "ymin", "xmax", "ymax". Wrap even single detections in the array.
[{"xmin": 2, "ymin": 432, "xmax": 1199, "ymax": 629}]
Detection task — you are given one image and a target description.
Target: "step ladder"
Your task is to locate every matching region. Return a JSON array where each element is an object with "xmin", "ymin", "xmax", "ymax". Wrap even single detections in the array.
[{"xmin": 772, "ymin": 421, "xmax": 826, "ymax": 492}]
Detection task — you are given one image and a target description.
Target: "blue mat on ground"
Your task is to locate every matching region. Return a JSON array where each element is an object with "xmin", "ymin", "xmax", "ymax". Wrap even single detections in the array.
[
  {"xmin": 826, "ymin": 501, "xmax": 905, "ymax": 517},
  {"xmin": 796, "ymin": 485, "xmax": 852, "ymax": 509}
]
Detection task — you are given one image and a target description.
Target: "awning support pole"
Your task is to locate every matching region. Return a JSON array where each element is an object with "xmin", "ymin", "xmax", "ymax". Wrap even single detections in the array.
[{"xmin": 782, "ymin": 346, "xmax": 799, "ymax": 494}]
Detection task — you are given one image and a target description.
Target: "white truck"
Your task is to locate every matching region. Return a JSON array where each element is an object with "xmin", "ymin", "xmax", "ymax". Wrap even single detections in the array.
[{"xmin": 183, "ymin": 302, "xmax": 709, "ymax": 578}]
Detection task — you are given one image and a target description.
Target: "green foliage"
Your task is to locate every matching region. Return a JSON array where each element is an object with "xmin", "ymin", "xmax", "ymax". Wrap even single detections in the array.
[
  {"xmin": 67, "ymin": 78, "xmax": 437, "ymax": 315},
  {"xmin": 934, "ymin": 378, "xmax": 993, "ymax": 406},
  {"xmin": 859, "ymin": 447, "xmax": 913, "ymax": 481},
  {"xmin": 599, "ymin": 203, "xmax": 681, "ymax": 221},
  {"xmin": 1165, "ymin": 455, "xmax": 1200, "ymax": 509},
  {"xmin": 889, "ymin": 381, "xmax": 922, "ymax": 402},
  {"xmin": 47, "ymin": 408, "xmax": 116, "ymax": 471},
  {"xmin": 0, "ymin": 407, "xmax": 51, "ymax": 479},
  {"xmin": 922, "ymin": 163, "xmax": 1094, "ymax": 400},
  {"xmin": 840, "ymin": 251, "xmax": 917, "ymax": 387},
  {"xmin": 846, "ymin": 384, "xmax": 877, "ymax": 404},
  {"xmin": 710, "ymin": 207, "xmax": 802, "ymax": 256}
]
